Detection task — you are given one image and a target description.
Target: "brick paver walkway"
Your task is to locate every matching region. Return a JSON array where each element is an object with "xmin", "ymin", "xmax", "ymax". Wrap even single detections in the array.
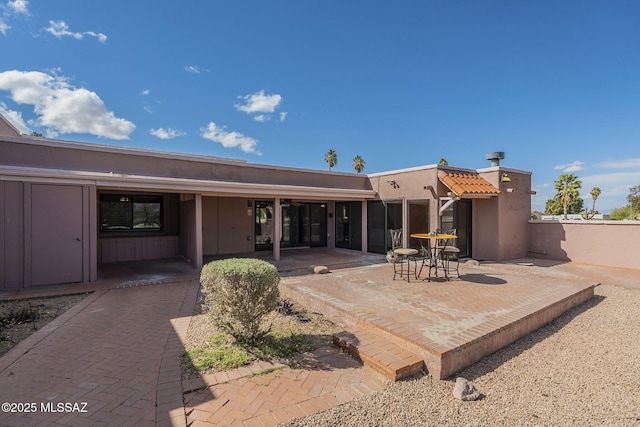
[
  {"xmin": 0, "ymin": 279, "xmax": 199, "ymax": 426},
  {"xmin": 183, "ymin": 347, "xmax": 388, "ymax": 426}
]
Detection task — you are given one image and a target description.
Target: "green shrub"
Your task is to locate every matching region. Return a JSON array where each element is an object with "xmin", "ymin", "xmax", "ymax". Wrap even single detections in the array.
[{"xmin": 200, "ymin": 258, "xmax": 280, "ymax": 343}]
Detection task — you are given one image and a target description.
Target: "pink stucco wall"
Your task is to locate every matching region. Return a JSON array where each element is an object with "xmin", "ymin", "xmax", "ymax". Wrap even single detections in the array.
[{"xmin": 529, "ymin": 221, "xmax": 640, "ymax": 270}]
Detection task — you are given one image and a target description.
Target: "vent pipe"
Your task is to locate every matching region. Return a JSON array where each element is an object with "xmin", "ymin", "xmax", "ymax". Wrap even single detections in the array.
[{"xmin": 486, "ymin": 151, "xmax": 505, "ymax": 167}]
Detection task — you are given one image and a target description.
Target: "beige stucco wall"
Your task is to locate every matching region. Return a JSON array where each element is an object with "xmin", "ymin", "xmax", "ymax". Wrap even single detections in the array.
[
  {"xmin": 476, "ymin": 168, "xmax": 532, "ymax": 261},
  {"xmin": 529, "ymin": 221, "xmax": 640, "ymax": 270},
  {"xmin": 0, "ymin": 137, "xmax": 371, "ymax": 192}
]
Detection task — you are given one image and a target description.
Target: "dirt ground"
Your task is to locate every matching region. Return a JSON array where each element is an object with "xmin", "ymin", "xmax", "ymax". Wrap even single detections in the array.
[
  {"xmin": 183, "ymin": 292, "xmax": 345, "ymax": 376},
  {"xmin": 0, "ymin": 293, "xmax": 90, "ymax": 357}
]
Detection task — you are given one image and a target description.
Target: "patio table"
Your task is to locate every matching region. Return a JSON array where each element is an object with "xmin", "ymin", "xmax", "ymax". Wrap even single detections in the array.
[{"xmin": 410, "ymin": 233, "xmax": 458, "ymax": 281}]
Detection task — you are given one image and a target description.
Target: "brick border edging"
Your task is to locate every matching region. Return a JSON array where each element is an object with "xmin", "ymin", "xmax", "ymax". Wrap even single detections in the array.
[
  {"xmin": 155, "ymin": 278, "xmax": 201, "ymax": 427},
  {"xmin": 0, "ymin": 289, "xmax": 108, "ymax": 374}
]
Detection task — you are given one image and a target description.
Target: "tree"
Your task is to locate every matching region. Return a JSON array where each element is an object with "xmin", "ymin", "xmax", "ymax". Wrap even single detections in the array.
[
  {"xmin": 324, "ymin": 149, "xmax": 337, "ymax": 170},
  {"xmin": 628, "ymin": 185, "xmax": 640, "ymax": 218},
  {"xmin": 610, "ymin": 206, "xmax": 631, "ymax": 220},
  {"xmin": 439, "ymin": 158, "xmax": 448, "ymax": 165},
  {"xmin": 554, "ymin": 174, "xmax": 582, "ymax": 220},
  {"xmin": 352, "ymin": 155, "xmax": 365, "ymax": 173},
  {"xmin": 582, "ymin": 187, "xmax": 601, "ymax": 219}
]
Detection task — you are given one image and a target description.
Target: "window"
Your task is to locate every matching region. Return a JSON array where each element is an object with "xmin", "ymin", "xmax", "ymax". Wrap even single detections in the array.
[{"xmin": 100, "ymin": 194, "xmax": 162, "ymax": 232}]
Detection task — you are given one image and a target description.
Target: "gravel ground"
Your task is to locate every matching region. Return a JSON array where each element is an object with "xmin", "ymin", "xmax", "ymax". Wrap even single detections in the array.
[{"xmin": 288, "ymin": 283, "xmax": 640, "ymax": 426}]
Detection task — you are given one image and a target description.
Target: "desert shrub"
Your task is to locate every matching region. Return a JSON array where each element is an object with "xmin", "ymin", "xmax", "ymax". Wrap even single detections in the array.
[{"xmin": 200, "ymin": 258, "xmax": 280, "ymax": 343}]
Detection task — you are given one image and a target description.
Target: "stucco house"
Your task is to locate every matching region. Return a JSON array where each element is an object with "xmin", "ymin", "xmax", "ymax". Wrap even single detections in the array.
[{"xmin": 0, "ymin": 114, "xmax": 532, "ymax": 290}]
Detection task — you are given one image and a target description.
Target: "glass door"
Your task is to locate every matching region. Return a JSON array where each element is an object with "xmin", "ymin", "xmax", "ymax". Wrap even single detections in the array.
[
  {"xmin": 335, "ymin": 201, "xmax": 362, "ymax": 250},
  {"xmin": 255, "ymin": 201, "xmax": 274, "ymax": 251},
  {"xmin": 281, "ymin": 202, "xmax": 327, "ymax": 248}
]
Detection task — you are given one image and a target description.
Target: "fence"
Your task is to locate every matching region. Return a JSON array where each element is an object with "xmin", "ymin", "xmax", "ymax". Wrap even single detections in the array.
[{"xmin": 529, "ymin": 220, "xmax": 640, "ymax": 271}]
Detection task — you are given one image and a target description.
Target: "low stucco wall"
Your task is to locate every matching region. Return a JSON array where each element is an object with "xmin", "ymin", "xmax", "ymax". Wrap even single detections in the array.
[{"xmin": 529, "ymin": 220, "xmax": 640, "ymax": 270}]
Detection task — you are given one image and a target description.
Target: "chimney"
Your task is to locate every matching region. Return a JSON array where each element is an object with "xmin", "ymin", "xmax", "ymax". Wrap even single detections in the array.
[{"xmin": 486, "ymin": 151, "xmax": 505, "ymax": 167}]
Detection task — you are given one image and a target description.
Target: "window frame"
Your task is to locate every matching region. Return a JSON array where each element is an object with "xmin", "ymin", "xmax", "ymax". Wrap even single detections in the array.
[{"xmin": 100, "ymin": 194, "xmax": 164, "ymax": 233}]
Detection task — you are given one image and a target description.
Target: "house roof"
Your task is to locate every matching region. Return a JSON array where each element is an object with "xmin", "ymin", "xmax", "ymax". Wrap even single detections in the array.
[{"xmin": 438, "ymin": 170, "xmax": 500, "ymax": 198}]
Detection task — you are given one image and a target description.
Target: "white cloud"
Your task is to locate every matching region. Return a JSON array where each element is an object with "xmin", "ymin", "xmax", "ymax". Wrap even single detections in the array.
[
  {"xmin": 1, "ymin": 0, "xmax": 30, "ymax": 35},
  {"xmin": 184, "ymin": 65, "xmax": 200, "ymax": 74},
  {"xmin": 7, "ymin": 0, "xmax": 29, "ymax": 15},
  {"xmin": 279, "ymin": 111, "xmax": 287, "ymax": 122},
  {"xmin": 0, "ymin": 102, "xmax": 29, "ymax": 133},
  {"xmin": 150, "ymin": 127, "xmax": 185, "ymax": 139},
  {"xmin": 579, "ymin": 171, "xmax": 640, "ymax": 212},
  {"xmin": 141, "ymin": 89, "xmax": 150, "ymax": 96},
  {"xmin": 44, "ymin": 20, "xmax": 107, "ymax": 43},
  {"xmin": 201, "ymin": 122, "xmax": 260, "ymax": 154},
  {"xmin": 554, "ymin": 160, "xmax": 584, "ymax": 173},
  {"xmin": 0, "ymin": 70, "xmax": 135, "ymax": 139},
  {"xmin": 253, "ymin": 114, "xmax": 267, "ymax": 122},
  {"xmin": 235, "ymin": 90, "xmax": 282, "ymax": 114},
  {"xmin": 595, "ymin": 158, "xmax": 640, "ymax": 169}
]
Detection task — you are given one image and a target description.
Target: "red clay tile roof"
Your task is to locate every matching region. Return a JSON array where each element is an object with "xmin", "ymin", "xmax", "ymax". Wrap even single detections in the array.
[{"xmin": 438, "ymin": 171, "xmax": 500, "ymax": 198}]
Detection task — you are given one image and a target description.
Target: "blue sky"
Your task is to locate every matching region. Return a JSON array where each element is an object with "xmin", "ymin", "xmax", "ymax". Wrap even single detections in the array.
[{"xmin": 1, "ymin": 1, "xmax": 639, "ymax": 213}]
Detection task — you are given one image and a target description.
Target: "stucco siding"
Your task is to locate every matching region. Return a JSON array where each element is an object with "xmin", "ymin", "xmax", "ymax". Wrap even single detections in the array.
[{"xmin": 529, "ymin": 221, "xmax": 640, "ymax": 270}]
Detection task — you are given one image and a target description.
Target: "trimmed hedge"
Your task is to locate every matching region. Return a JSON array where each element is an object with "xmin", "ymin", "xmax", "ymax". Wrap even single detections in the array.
[{"xmin": 200, "ymin": 258, "xmax": 280, "ymax": 343}]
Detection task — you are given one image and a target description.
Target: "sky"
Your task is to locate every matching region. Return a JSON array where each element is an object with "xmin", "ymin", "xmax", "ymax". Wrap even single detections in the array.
[{"xmin": 1, "ymin": 0, "xmax": 639, "ymax": 213}]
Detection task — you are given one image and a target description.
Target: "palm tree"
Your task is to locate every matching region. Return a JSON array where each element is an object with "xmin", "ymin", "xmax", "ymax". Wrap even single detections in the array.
[
  {"xmin": 324, "ymin": 149, "xmax": 337, "ymax": 170},
  {"xmin": 590, "ymin": 187, "xmax": 601, "ymax": 212},
  {"xmin": 555, "ymin": 174, "xmax": 582, "ymax": 220},
  {"xmin": 352, "ymin": 155, "xmax": 365, "ymax": 173}
]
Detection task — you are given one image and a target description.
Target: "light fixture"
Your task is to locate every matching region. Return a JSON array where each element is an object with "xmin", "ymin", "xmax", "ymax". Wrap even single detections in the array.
[{"xmin": 501, "ymin": 173, "xmax": 511, "ymax": 182}]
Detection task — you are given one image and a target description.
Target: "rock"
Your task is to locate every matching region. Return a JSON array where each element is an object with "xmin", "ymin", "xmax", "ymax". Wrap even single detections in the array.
[
  {"xmin": 313, "ymin": 265, "xmax": 330, "ymax": 274},
  {"xmin": 452, "ymin": 377, "xmax": 481, "ymax": 401}
]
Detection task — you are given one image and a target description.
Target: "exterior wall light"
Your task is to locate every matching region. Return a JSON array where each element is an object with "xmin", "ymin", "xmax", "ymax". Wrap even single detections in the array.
[{"xmin": 501, "ymin": 173, "xmax": 511, "ymax": 182}]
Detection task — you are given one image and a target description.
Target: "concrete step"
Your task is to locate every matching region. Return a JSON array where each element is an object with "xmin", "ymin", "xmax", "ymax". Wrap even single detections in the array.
[{"xmin": 333, "ymin": 328, "xmax": 424, "ymax": 381}]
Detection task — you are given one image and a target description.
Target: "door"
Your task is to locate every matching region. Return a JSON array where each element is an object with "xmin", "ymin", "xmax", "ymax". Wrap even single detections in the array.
[
  {"xmin": 31, "ymin": 184, "xmax": 84, "ymax": 286},
  {"xmin": 255, "ymin": 201, "xmax": 274, "ymax": 251},
  {"xmin": 335, "ymin": 201, "xmax": 361, "ymax": 250},
  {"xmin": 281, "ymin": 202, "xmax": 327, "ymax": 248}
]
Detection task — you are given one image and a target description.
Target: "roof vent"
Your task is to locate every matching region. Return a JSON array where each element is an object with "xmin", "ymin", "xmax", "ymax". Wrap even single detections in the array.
[{"xmin": 486, "ymin": 151, "xmax": 505, "ymax": 167}]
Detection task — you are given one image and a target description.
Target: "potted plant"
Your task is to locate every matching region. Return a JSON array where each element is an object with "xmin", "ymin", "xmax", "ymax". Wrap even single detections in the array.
[{"xmin": 386, "ymin": 250, "xmax": 397, "ymax": 263}]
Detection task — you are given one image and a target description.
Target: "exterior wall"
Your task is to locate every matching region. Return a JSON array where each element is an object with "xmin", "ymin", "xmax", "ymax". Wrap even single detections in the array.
[
  {"xmin": 201, "ymin": 196, "xmax": 254, "ymax": 255},
  {"xmin": 477, "ymin": 168, "xmax": 532, "ymax": 261},
  {"xmin": 473, "ymin": 198, "xmax": 499, "ymax": 261},
  {"xmin": 99, "ymin": 236, "xmax": 180, "ymax": 263},
  {"xmin": 0, "ymin": 181, "xmax": 24, "ymax": 288},
  {"xmin": 529, "ymin": 221, "xmax": 640, "ymax": 270},
  {"xmin": 0, "ymin": 137, "xmax": 372, "ymax": 192},
  {"xmin": 1, "ymin": 180, "xmax": 96, "ymax": 289},
  {"xmin": 369, "ymin": 167, "xmax": 442, "ymax": 235},
  {"xmin": 202, "ymin": 196, "xmax": 219, "ymax": 255}
]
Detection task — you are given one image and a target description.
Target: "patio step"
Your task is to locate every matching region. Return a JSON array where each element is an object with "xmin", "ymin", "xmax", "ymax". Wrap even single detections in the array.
[{"xmin": 333, "ymin": 328, "xmax": 424, "ymax": 381}]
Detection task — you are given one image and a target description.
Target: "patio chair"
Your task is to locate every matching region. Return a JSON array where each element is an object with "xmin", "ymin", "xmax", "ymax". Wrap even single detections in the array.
[
  {"xmin": 389, "ymin": 229, "xmax": 417, "ymax": 281},
  {"xmin": 436, "ymin": 228, "xmax": 460, "ymax": 278},
  {"xmin": 389, "ymin": 228, "xmax": 403, "ymax": 251}
]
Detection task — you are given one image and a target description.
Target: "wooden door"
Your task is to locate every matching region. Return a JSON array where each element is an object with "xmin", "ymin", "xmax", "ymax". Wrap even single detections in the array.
[{"xmin": 31, "ymin": 184, "xmax": 84, "ymax": 285}]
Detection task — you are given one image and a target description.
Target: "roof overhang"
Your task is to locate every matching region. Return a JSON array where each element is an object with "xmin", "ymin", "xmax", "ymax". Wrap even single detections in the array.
[
  {"xmin": 438, "ymin": 170, "xmax": 500, "ymax": 199},
  {"xmin": 0, "ymin": 166, "xmax": 377, "ymax": 201}
]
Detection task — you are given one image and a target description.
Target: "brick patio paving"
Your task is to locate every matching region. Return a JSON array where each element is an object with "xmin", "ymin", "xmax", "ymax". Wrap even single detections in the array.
[{"xmin": 2, "ymin": 250, "xmax": 636, "ymax": 426}]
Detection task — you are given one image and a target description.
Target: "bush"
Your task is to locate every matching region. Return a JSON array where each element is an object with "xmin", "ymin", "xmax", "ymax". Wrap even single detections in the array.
[{"xmin": 200, "ymin": 258, "xmax": 280, "ymax": 343}]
